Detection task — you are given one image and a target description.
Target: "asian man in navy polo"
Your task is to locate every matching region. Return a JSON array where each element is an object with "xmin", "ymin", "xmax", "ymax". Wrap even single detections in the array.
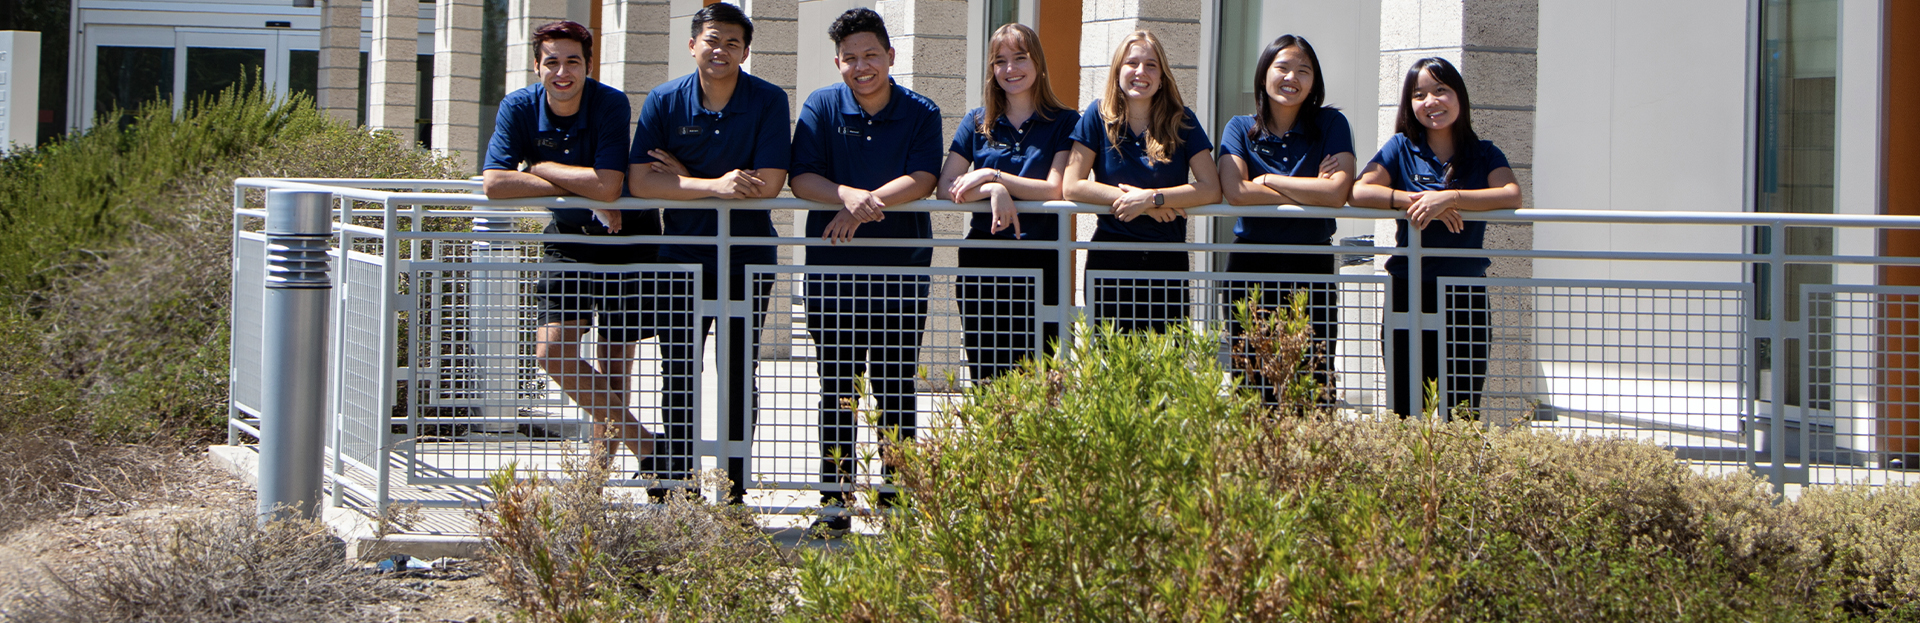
[
  {"xmin": 627, "ymin": 2, "xmax": 790, "ymax": 502},
  {"xmin": 482, "ymin": 20, "xmax": 661, "ymax": 470},
  {"xmin": 788, "ymin": 7, "xmax": 942, "ymax": 531}
]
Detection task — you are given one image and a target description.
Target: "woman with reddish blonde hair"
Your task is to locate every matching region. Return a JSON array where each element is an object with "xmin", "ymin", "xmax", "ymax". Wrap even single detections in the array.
[
  {"xmin": 1064, "ymin": 30, "xmax": 1220, "ymax": 333},
  {"xmin": 936, "ymin": 23, "xmax": 1078, "ymax": 381}
]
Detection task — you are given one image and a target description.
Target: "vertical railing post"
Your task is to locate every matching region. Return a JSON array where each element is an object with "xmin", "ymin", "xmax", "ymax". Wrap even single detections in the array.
[
  {"xmin": 258, "ymin": 189, "xmax": 335, "ymax": 522},
  {"xmin": 1407, "ymin": 217, "xmax": 1427, "ymax": 419},
  {"xmin": 1055, "ymin": 202, "xmax": 1075, "ymax": 352},
  {"xmin": 1768, "ymin": 220, "xmax": 1789, "ymax": 494}
]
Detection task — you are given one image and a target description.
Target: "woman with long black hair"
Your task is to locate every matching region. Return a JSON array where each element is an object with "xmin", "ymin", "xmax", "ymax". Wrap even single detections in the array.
[
  {"xmin": 1351, "ymin": 57, "xmax": 1522, "ymax": 418},
  {"xmin": 1217, "ymin": 34, "xmax": 1355, "ymax": 402}
]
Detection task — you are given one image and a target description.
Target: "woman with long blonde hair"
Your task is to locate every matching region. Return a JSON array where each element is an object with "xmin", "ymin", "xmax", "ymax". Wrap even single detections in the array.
[
  {"xmin": 1063, "ymin": 30, "xmax": 1220, "ymax": 333},
  {"xmin": 936, "ymin": 23, "xmax": 1077, "ymax": 381}
]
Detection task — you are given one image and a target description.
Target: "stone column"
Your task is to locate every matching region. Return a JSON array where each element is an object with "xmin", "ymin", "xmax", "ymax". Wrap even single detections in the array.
[
  {"xmin": 368, "ymin": 0, "xmax": 420, "ymax": 138},
  {"xmin": 600, "ymin": 0, "xmax": 672, "ymax": 135},
  {"xmin": 318, "ymin": 0, "xmax": 361, "ymax": 125},
  {"xmin": 434, "ymin": 0, "xmax": 485, "ymax": 170},
  {"xmin": 1079, "ymin": 0, "xmax": 1203, "ymax": 113},
  {"xmin": 507, "ymin": 0, "xmax": 570, "ymax": 92},
  {"xmin": 874, "ymin": 0, "xmax": 966, "ymax": 139},
  {"xmin": 743, "ymin": 0, "xmax": 799, "ymax": 116},
  {"xmin": 1378, "ymin": 0, "xmax": 1539, "ymax": 420}
]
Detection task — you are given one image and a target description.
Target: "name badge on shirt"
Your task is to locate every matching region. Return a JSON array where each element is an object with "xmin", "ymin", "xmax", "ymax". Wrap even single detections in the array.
[
  {"xmin": 1253, "ymin": 143, "xmax": 1278, "ymax": 157},
  {"xmin": 838, "ymin": 126, "xmax": 864, "ymax": 137},
  {"xmin": 988, "ymin": 140, "xmax": 1014, "ymax": 152},
  {"xmin": 537, "ymin": 137, "xmax": 563, "ymax": 150},
  {"xmin": 1414, "ymin": 173, "xmax": 1439, "ymax": 186},
  {"xmin": 678, "ymin": 125, "xmax": 704, "ymax": 136}
]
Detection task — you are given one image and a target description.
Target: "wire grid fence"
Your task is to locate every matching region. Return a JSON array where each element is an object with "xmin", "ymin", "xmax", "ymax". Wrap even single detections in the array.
[
  {"xmin": 229, "ymin": 230, "xmax": 267, "ymax": 421},
  {"xmin": 1475, "ymin": 278, "xmax": 1753, "ymax": 461},
  {"xmin": 1802, "ymin": 285, "xmax": 1920, "ymax": 486},
  {"xmin": 224, "ymin": 181, "xmax": 1920, "ymax": 518},
  {"xmin": 404, "ymin": 238, "xmax": 704, "ymax": 487},
  {"xmin": 746, "ymin": 267, "xmax": 987, "ymax": 497},
  {"xmin": 1084, "ymin": 270, "xmax": 1391, "ymax": 415}
]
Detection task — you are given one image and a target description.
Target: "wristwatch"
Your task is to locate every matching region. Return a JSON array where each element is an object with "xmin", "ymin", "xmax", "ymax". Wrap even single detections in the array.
[{"xmin": 1152, "ymin": 192, "xmax": 1165, "ymax": 207}]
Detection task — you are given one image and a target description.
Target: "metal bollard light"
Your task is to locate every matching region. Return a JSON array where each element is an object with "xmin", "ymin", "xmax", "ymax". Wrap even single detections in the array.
[{"xmin": 258, "ymin": 190, "xmax": 334, "ymax": 522}]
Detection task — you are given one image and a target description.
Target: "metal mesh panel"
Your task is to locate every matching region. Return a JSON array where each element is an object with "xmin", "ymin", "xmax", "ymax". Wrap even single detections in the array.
[
  {"xmin": 405, "ymin": 259, "xmax": 702, "ymax": 486},
  {"xmin": 747, "ymin": 267, "xmax": 992, "ymax": 500},
  {"xmin": 1471, "ymin": 278, "xmax": 1751, "ymax": 461},
  {"xmin": 337, "ymin": 252, "xmax": 390, "ymax": 472},
  {"xmin": 230, "ymin": 232, "xmax": 267, "ymax": 421},
  {"xmin": 1802, "ymin": 286, "xmax": 1920, "ymax": 485},
  {"xmin": 1085, "ymin": 270, "xmax": 1391, "ymax": 416}
]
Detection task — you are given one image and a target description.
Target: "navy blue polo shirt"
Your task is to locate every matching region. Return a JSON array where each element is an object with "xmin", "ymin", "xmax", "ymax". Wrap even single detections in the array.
[
  {"xmin": 949, "ymin": 106, "xmax": 1080, "ymax": 241},
  {"xmin": 1069, "ymin": 101, "xmax": 1213, "ymax": 243},
  {"xmin": 631, "ymin": 72, "xmax": 791, "ymax": 271},
  {"xmin": 791, "ymin": 80, "xmax": 944, "ymax": 267},
  {"xmin": 1219, "ymin": 108, "xmax": 1354, "ymax": 245},
  {"xmin": 1369, "ymin": 133, "xmax": 1512, "ymax": 278},
  {"xmin": 483, "ymin": 79, "xmax": 654, "ymax": 234}
]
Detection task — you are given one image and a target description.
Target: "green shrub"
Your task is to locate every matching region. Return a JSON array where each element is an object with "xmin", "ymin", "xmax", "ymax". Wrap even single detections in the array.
[
  {"xmin": 0, "ymin": 80, "xmax": 458, "ymax": 442},
  {"xmin": 788, "ymin": 313, "xmax": 1906, "ymax": 621}
]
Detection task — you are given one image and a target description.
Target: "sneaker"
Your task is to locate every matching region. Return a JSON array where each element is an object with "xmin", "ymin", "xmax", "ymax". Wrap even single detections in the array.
[{"xmin": 808, "ymin": 513, "xmax": 852, "ymax": 538}]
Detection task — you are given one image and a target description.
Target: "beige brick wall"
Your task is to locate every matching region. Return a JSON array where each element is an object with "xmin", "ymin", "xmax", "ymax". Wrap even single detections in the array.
[
  {"xmin": 601, "ymin": 0, "xmax": 672, "ymax": 136},
  {"xmin": 433, "ymin": 0, "xmax": 484, "ymax": 170},
  {"xmin": 318, "ymin": 0, "xmax": 360, "ymax": 125},
  {"xmin": 368, "ymin": 0, "xmax": 420, "ymax": 135},
  {"xmin": 506, "ymin": 0, "xmax": 570, "ymax": 93}
]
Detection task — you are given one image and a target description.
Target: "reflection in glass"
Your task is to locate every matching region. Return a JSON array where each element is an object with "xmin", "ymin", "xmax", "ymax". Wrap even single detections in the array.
[
  {"xmin": 95, "ymin": 46, "xmax": 174, "ymax": 126},
  {"xmin": 289, "ymin": 49, "xmax": 319, "ymax": 105},
  {"xmin": 1754, "ymin": 0, "xmax": 1837, "ymax": 407},
  {"xmin": 186, "ymin": 47, "xmax": 267, "ymax": 107}
]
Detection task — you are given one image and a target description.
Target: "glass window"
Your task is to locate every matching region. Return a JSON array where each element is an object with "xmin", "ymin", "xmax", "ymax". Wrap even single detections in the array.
[
  {"xmin": 95, "ymin": 46, "xmax": 174, "ymax": 126},
  {"xmin": 185, "ymin": 47, "xmax": 266, "ymax": 107},
  {"xmin": 288, "ymin": 49, "xmax": 319, "ymax": 105},
  {"xmin": 1754, "ymin": 0, "xmax": 1837, "ymax": 407},
  {"xmin": 988, "ymin": 0, "xmax": 1018, "ymax": 30},
  {"xmin": 1210, "ymin": 0, "xmax": 1263, "ymax": 143},
  {"xmin": 416, "ymin": 53, "xmax": 434, "ymax": 148}
]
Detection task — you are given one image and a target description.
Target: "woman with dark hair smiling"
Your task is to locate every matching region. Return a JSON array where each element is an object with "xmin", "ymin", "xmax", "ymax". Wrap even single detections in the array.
[
  {"xmin": 1216, "ymin": 34, "xmax": 1355, "ymax": 402},
  {"xmin": 1064, "ymin": 30, "xmax": 1220, "ymax": 334},
  {"xmin": 1351, "ymin": 56, "xmax": 1522, "ymax": 418},
  {"xmin": 936, "ymin": 23, "xmax": 1078, "ymax": 382}
]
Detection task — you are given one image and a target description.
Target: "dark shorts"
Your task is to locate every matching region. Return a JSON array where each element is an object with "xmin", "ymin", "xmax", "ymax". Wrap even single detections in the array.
[{"xmin": 534, "ymin": 221, "xmax": 670, "ymax": 343}]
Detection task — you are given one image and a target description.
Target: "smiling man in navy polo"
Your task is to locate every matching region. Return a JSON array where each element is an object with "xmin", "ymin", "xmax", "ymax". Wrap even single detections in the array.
[
  {"xmin": 788, "ymin": 6, "xmax": 942, "ymax": 532},
  {"xmin": 628, "ymin": 2, "xmax": 790, "ymax": 502},
  {"xmin": 482, "ymin": 20, "xmax": 660, "ymax": 470}
]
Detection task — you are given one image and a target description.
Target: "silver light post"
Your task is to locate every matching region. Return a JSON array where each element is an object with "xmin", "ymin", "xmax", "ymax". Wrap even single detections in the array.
[{"xmin": 258, "ymin": 189, "xmax": 334, "ymax": 522}]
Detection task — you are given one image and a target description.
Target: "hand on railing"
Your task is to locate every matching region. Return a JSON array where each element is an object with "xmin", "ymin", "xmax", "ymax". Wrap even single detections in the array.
[
  {"xmin": 591, "ymin": 208, "xmax": 623, "ymax": 233},
  {"xmin": 1407, "ymin": 190, "xmax": 1464, "ymax": 233}
]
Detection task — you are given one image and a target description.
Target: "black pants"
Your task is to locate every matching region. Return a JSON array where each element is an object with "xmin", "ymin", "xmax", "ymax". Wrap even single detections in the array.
[
  {"xmin": 1222, "ymin": 243, "xmax": 1338, "ymax": 404},
  {"xmin": 1390, "ymin": 275, "xmax": 1489, "ymax": 418},
  {"xmin": 1086, "ymin": 230, "xmax": 1189, "ymax": 334},
  {"xmin": 806, "ymin": 278, "xmax": 930, "ymax": 507},
  {"xmin": 657, "ymin": 268, "xmax": 772, "ymax": 501},
  {"xmin": 957, "ymin": 237, "xmax": 1060, "ymax": 383}
]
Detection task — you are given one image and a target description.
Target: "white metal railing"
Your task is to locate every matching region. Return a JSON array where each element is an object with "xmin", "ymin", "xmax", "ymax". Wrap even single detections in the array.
[{"xmin": 227, "ymin": 177, "xmax": 1920, "ymax": 517}]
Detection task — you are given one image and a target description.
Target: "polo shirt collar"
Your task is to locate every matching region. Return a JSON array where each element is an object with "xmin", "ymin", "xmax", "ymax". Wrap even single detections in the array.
[
  {"xmin": 686, "ymin": 74, "xmax": 750, "ymax": 118},
  {"xmin": 535, "ymin": 79, "xmax": 598, "ymax": 133},
  {"xmin": 836, "ymin": 79, "xmax": 909, "ymax": 121}
]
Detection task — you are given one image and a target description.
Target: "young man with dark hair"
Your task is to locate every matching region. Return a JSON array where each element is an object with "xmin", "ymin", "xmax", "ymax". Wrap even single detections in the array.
[
  {"xmin": 483, "ymin": 20, "xmax": 662, "ymax": 468},
  {"xmin": 628, "ymin": 1, "xmax": 789, "ymax": 502},
  {"xmin": 788, "ymin": 6, "xmax": 943, "ymax": 533}
]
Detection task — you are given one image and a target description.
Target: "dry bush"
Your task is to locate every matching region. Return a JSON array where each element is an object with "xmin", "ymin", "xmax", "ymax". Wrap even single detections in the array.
[
  {"xmin": 0, "ymin": 433, "xmax": 199, "ymax": 537},
  {"xmin": 1788, "ymin": 485, "xmax": 1920, "ymax": 616},
  {"xmin": 476, "ymin": 460, "xmax": 794, "ymax": 622},
  {"xmin": 4, "ymin": 511, "xmax": 417, "ymax": 623}
]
